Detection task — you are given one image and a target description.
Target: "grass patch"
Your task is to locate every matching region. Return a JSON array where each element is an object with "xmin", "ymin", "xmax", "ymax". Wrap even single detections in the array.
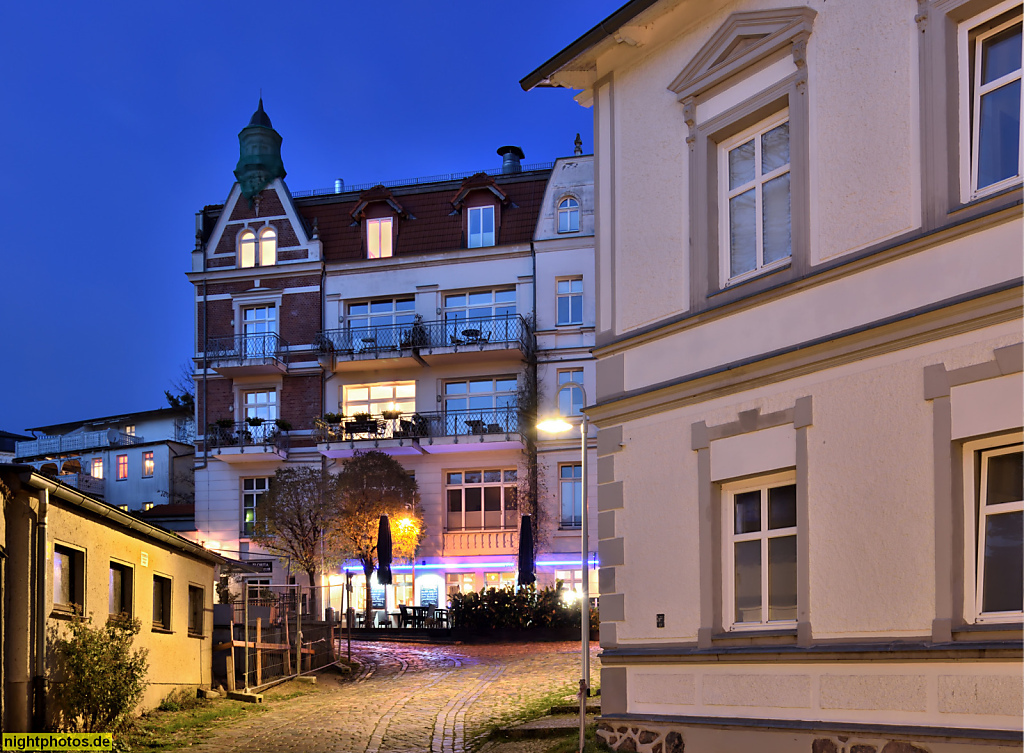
[
  {"xmin": 116, "ymin": 681, "xmax": 323, "ymax": 751},
  {"xmin": 543, "ymin": 724, "xmax": 608, "ymax": 753}
]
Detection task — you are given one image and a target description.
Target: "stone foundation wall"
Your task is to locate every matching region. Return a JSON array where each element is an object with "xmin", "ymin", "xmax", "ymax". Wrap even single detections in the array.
[{"xmin": 596, "ymin": 722, "xmax": 1021, "ymax": 753}]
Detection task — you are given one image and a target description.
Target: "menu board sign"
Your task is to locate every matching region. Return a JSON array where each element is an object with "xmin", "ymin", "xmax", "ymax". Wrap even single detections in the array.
[{"xmin": 419, "ymin": 586, "xmax": 439, "ymax": 608}]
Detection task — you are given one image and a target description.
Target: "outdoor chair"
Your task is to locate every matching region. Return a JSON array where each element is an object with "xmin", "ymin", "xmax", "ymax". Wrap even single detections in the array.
[
  {"xmin": 375, "ymin": 610, "xmax": 392, "ymax": 628},
  {"xmin": 399, "ymin": 604, "xmax": 413, "ymax": 628}
]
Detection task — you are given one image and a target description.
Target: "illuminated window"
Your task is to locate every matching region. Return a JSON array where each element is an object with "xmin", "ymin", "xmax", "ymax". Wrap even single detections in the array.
[
  {"xmin": 367, "ymin": 218, "xmax": 393, "ymax": 259},
  {"xmin": 124, "ymin": 425, "xmax": 135, "ymax": 437},
  {"xmin": 91, "ymin": 458, "xmax": 104, "ymax": 479},
  {"xmin": 343, "ymin": 382, "xmax": 415, "ymax": 418},
  {"xmin": 142, "ymin": 452, "xmax": 154, "ymax": 478},
  {"xmin": 259, "ymin": 226, "xmax": 277, "ymax": 266},
  {"xmin": 557, "ymin": 197, "xmax": 580, "ymax": 233},
  {"xmin": 557, "ymin": 369, "xmax": 584, "ymax": 416},
  {"xmin": 446, "ymin": 572, "xmax": 476, "ymax": 597},
  {"xmin": 556, "ymin": 278, "xmax": 583, "ymax": 325},
  {"xmin": 394, "ymin": 573, "xmax": 413, "ymax": 605},
  {"xmin": 484, "ymin": 572, "xmax": 516, "ymax": 590},
  {"xmin": 144, "ymin": 502, "xmax": 154, "ymax": 511},
  {"xmin": 467, "ymin": 206, "xmax": 495, "ymax": 248},
  {"xmin": 242, "ymin": 477, "xmax": 270, "ymax": 537},
  {"xmin": 116, "ymin": 454, "xmax": 128, "ymax": 481},
  {"xmin": 239, "ymin": 230, "xmax": 257, "ymax": 268},
  {"xmin": 446, "ymin": 469, "xmax": 518, "ymax": 531}
]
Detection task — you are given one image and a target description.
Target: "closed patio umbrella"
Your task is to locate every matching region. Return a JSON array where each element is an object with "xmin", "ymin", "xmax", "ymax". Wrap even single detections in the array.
[
  {"xmin": 518, "ymin": 515, "xmax": 536, "ymax": 586},
  {"xmin": 377, "ymin": 514, "xmax": 393, "ymax": 585}
]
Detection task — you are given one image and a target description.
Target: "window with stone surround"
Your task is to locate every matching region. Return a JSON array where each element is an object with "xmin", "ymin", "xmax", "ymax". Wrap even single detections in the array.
[
  {"xmin": 445, "ymin": 469, "xmax": 518, "ymax": 531},
  {"xmin": 963, "ymin": 435, "xmax": 1023, "ymax": 622},
  {"xmin": 961, "ymin": 1, "xmax": 1022, "ymax": 200},
  {"xmin": 367, "ymin": 217, "xmax": 394, "ymax": 259},
  {"xmin": 467, "ymin": 205, "xmax": 495, "ymax": 248},
  {"xmin": 722, "ymin": 471, "xmax": 798, "ymax": 629}
]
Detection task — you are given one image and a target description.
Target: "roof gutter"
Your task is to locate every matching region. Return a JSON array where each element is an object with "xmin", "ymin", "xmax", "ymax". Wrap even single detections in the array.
[
  {"xmin": 519, "ymin": 0, "xmax": 663, "ymax": 91},
  {"xmin": 19, "ymin": 471, "xmax": 230, "ymax": 567}
]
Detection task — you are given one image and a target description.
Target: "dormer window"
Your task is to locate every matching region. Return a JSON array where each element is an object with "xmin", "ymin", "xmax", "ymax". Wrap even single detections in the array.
[
  {"xmin": 557, "ymin": 197, "xmax": 580, "ymax": 233},
  {"xmin": 367, "ymin": 217, "xmax": 394, "ymax": 259},
  {"xmin": 239, "ymin": 227, "xmax": 277, "ymax": 268},
  {"xmin": 468, "ymin": 206, "xmax": 495, "ymax": 248}
]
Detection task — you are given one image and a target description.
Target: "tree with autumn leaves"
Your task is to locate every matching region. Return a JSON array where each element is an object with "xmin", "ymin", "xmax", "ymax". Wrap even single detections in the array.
[{"xmin": 250, "ymin": 452, "xmax": 422, "ymax": 622}]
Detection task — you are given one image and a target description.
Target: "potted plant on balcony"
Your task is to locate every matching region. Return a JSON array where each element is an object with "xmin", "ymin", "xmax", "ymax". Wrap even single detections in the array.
[
  {"xmin": 381, "ymin": 410, "xmax": 401, "ymax": 420},
  {"xmin": 274, "ymin": 418, "xmax": 292, "ymax": 432},
  {"xmin": 322, "ymin": 412, "xmax": 343, "ymax": 424},
  {"xmin": 401, "ymin": 314, "xmax": 429, "ymax": 348},
  {"xmin": 215, "ymin": 418, "xmax": 234, "ymax": 429},
  {"xmin": 246, "ymin": 416, "xmax": 265, "ymax": 427}
]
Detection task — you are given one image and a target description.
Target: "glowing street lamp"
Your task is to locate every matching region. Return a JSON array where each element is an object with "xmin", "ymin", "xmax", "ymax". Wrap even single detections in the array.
[{"xmin": 537, "ymin": 380, "xmax": 590, "ymax": 751}]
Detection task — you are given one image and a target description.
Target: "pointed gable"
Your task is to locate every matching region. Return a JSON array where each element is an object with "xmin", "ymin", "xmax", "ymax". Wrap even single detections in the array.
[{"xmin": 668, "ymin": 7, "xmax": 816, "ymax": 101}]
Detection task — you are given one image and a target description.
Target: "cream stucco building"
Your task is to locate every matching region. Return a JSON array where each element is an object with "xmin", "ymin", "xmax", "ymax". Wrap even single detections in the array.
[
  {"xmin": 0, "ymin": 466, "xmax": 225, "ymax": 731},
  {"xmin": 524, "ymin": 0, "xmax": 1023, "ymax": 750}
]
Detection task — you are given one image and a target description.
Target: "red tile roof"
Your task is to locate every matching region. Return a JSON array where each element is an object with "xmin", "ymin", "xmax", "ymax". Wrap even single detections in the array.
[{"xmin": 295, "ymin": 170, "xmax": 549, "ymax": 263}]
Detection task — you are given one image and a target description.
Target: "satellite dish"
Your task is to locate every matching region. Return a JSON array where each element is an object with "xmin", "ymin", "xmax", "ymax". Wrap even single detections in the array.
[{"xmin": 107, "ymin": 428, "xmax": 121, "ymax": 444}]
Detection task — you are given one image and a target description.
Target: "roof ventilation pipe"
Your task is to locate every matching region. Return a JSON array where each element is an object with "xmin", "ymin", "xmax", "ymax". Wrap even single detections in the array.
[
  {"xmin": 497, "ymin": 145, "xmax": 524, "ymax": 174},
  {"xmin": 335, "ymin": 178, "xmax": 345, "ymax": 193}
]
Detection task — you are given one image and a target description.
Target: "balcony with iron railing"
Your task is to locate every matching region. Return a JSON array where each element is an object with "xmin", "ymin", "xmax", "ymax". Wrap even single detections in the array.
[
  {"xmin": 206, "ymin": 420, "xmax": 290, "ymax": 463},
  {"xmin": 315, "ymin": 314, "xmax": 533, "ymax": 370},
  {"xmin": 203, "ymin": 333, "xmax": 290, "ymax": 376},
  {"xmin": 16, "ymin": 430, "xmax": 145, "ymax": 460},
  {"xmin": 314, "ymin": 406, "xmax": 523, "ymax": 458}
]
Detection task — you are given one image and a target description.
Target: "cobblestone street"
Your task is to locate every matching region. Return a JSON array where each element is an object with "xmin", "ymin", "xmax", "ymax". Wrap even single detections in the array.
[{"xmin": 174, "ymin": 641, "xmax": 600, "ymax": 753}]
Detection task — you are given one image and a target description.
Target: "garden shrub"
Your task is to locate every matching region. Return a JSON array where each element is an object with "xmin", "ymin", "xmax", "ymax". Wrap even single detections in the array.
[
  {"xmin": 449, "ymin": 582, "xmax": 597, "ymax": 632},
  {"xmin": 53, "ymin": 612, "xmax": 149, "ymax": 732}
]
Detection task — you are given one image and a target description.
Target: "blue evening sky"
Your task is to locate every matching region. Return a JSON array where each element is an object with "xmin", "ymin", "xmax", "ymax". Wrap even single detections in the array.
[{"xmin": 0, "ymin": 1, "xmax": 619, "ymax": 434}]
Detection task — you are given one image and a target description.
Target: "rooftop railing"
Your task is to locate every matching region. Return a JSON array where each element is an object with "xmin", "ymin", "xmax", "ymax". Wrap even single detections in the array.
[
  {"xmin": 313, "ymin": 407, "xmax": 520, "ymax": 444},
  {"xmin": 315, "ymin": 314, "xmax": 533, "ymax": 359},
  {"xmin": 203, "ymin": 333, "xmax": 290, "ymax": 367},
  {"xmin": 16, "ymin": 430, "xmax": 145, "ymax": 459},
  {"xmin": 291, "ymin": 162, "xmax": 555, "ymax": 198}
]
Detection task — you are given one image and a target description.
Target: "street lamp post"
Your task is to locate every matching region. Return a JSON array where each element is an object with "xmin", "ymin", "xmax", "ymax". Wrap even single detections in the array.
[{"xmin": 537, "ymin": 381, "xmax": 590, "ymax": 751}]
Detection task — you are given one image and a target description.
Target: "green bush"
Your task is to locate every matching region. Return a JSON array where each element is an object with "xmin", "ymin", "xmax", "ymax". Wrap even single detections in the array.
[
  {"xmin": 449, "ymin": 582, "xmax": 596, "ymax": 632},
  {"xmin": 53, "ymin": 612, "xmax": 149, "ymax": 733},
  {"xmin": 157, "ymin": 687, "xmax": 205, "ymax": 712}
]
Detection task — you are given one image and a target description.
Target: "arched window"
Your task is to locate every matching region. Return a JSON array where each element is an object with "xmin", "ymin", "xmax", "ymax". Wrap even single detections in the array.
[
  {"xmin": 258, "ymin": 226, "xmax": 277, "ymax": 266},
  {"xmin": 238, "ymin": 230, "xmax": 257, "ymax": 268},
  {"xmin": 557, "ymin": 197, "xmax": 580, "ymax": 233}
]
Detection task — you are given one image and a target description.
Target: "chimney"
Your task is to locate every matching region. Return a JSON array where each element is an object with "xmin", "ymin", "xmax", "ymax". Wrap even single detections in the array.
[
  {"xmin": 334, "ymin": 178, "xmax": 345, "ymax": 193},
  {"xmin": 497, "ymin": 145, "xmax": 525, "ymax": 174}
]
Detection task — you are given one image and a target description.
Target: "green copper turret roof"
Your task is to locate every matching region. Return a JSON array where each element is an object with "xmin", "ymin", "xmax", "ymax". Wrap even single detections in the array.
[{"xmin": 234, "ymin": 99, "xmax": 286, "ymax": 204}]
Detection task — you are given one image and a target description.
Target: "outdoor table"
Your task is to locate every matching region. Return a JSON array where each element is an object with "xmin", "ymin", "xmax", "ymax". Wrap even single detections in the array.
[
  {"xmin": 433, "ymin": 608, "xmax": 449, "ymax": 628},
  {"xmin": 389, "ymin": 611, "xmax": 401, "ymax": 628},
  {"xmin": 409, "ymin": 605, "xmax": 430, "ymax": 627}
]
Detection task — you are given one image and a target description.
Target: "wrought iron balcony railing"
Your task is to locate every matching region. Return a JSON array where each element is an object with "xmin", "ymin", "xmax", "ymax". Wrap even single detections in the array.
[
  {"xmin": 206, "ymin": 421, "xmax": 290, "ymax": 453},
  {"xmin": 315, "ymin": 314, "xmax": 532, "ymax": 359},
  {"xmin": 313, "ymin": 407, "xmax": 521, "ymax": 443},
  {"xmin": 204, "ymin": 333, "xmax": 290, "ymax": 366}
]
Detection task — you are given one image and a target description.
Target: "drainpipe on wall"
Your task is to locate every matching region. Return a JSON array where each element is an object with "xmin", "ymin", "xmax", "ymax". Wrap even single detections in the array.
[{"xmin": 33, "ymin": 487, "xmax": 48, "ymax": 730}]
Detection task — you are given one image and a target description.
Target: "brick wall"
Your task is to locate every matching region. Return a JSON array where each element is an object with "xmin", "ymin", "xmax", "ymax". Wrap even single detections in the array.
[
  {"xmin": 229, "ymin": 188, "xmax": 286, "ymax": 221},
  {"xmin": 201, "ymin": 299, "xmax": 234, "ymax": 342},
  {"xmin": 281, "ymin": 291, "xmax": 321, "ymax": 344},
  {"xmin": 281, "ymin": 375, "xmax": 321, "ymax": 430},
  {"xmin": 197, "ymin": 378, "xmax": 233, "ymax": 427}
]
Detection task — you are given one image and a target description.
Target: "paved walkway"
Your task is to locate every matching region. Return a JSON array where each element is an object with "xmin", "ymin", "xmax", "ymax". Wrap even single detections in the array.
[{"xmin": 177, "ymin": 640, "xmax": 600, "ymax": 753}]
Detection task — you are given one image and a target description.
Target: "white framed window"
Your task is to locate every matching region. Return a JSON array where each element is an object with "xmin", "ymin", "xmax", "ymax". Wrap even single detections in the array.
[
  {"xmin": 722, "ymin": 472, "xmax": 797, "ymax": 629},
  {"xmin": 446, "ymin": 572, "xmax": 476, "ymax": 597},
  {"xmin": 242, "ymin": 477, "xmax": 270, "ymax": 537},
  {"xmin": 394, "ymin": 573, "xmax": 414, "ymax": 605},
  {"xmin": 91, "ymin": 458, "xmax": 104, "ymax": 479},
  {"xmin": 445, "ymin": 469, "xmax": 518, "ymax": 531},
  {"xmin": 241, "ymin": 304, "xmax": 277, "ymax": 358},
  {"xmin": 556, "ymin": 277, "xmax": 583, "ymax": 326},
  {"xmin": 963, "ymin": 434, "xmax": 1023, "ymax": 623},
  {"xmin": 366, "ymin": 217, "xmax": 394, "ymax": 259},
  {"xmin": 444, "ymin": 376, "xmax": 517, "ymax": 432},
  {"xmin": 116, "ymin": 454, "xmax": 128, "ymax": 481},
  {"xmin": 124, "ymin": 425, "xmax": 135, "ymax": 437},
  {"xmin": 242, "ymin": 389, "xmax": 277, "ymax": 441},
  {"xmin": 142, "ymin": 451, "xmax": 154, "ymax": 478},
  {"xmin": 444, "ymin": 289, "xmax": 516, "ymax": 343},
  {"xmin": 347, "ymin": 298, "xmax": 414, "ymax": 349},
  {"xmin": 484, "ymin": 571, "xmax": 517, "ymax": 590},
  {"xmin": 718, "ymin": 110, "xmax": 792, "ymax": 285},
  {"xmin": 239, "ymin": 229, "xmax": 257, "ymax": 268},
  {"xmin": 959, "ymin": 2, "xmax": 1022, "ymax": 200},
  {"xmin": 557, "ymin": 197, "xmax": 580, "ymax": 233},
  {"xmin": 559, "ymin": 463, "xmax": 583, "ymax": 527},
  {"xmin": 554, "ymin": 568, "xmax": 598, "ymax": 598},
  {"xmin": 258, "ymin": 226, "xmax": 277, "ymax": 266},
  {"xmin": 557, "ymin": 368, "xmax": 584, "ymax": 416},
  {"xmin": 467, "ymin": 205, "xmax": 495, "ymax": 248},
  {"xmin": 343, "ymin": 382, "xmax": 415, "ymax": 418}
]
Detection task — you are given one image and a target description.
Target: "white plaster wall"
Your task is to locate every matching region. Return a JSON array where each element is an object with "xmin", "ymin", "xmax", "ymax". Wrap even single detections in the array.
[
  {"xmin": 610, "ymin": 322, "xmax": 1022, "ymax": 643},
  {"xmin": 534, "ymin": 157, "xmax": 595, "ymax": 241},
  {"xmin": 594, "ymin": 0, "xmax": 928, "ymax": 333}
]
